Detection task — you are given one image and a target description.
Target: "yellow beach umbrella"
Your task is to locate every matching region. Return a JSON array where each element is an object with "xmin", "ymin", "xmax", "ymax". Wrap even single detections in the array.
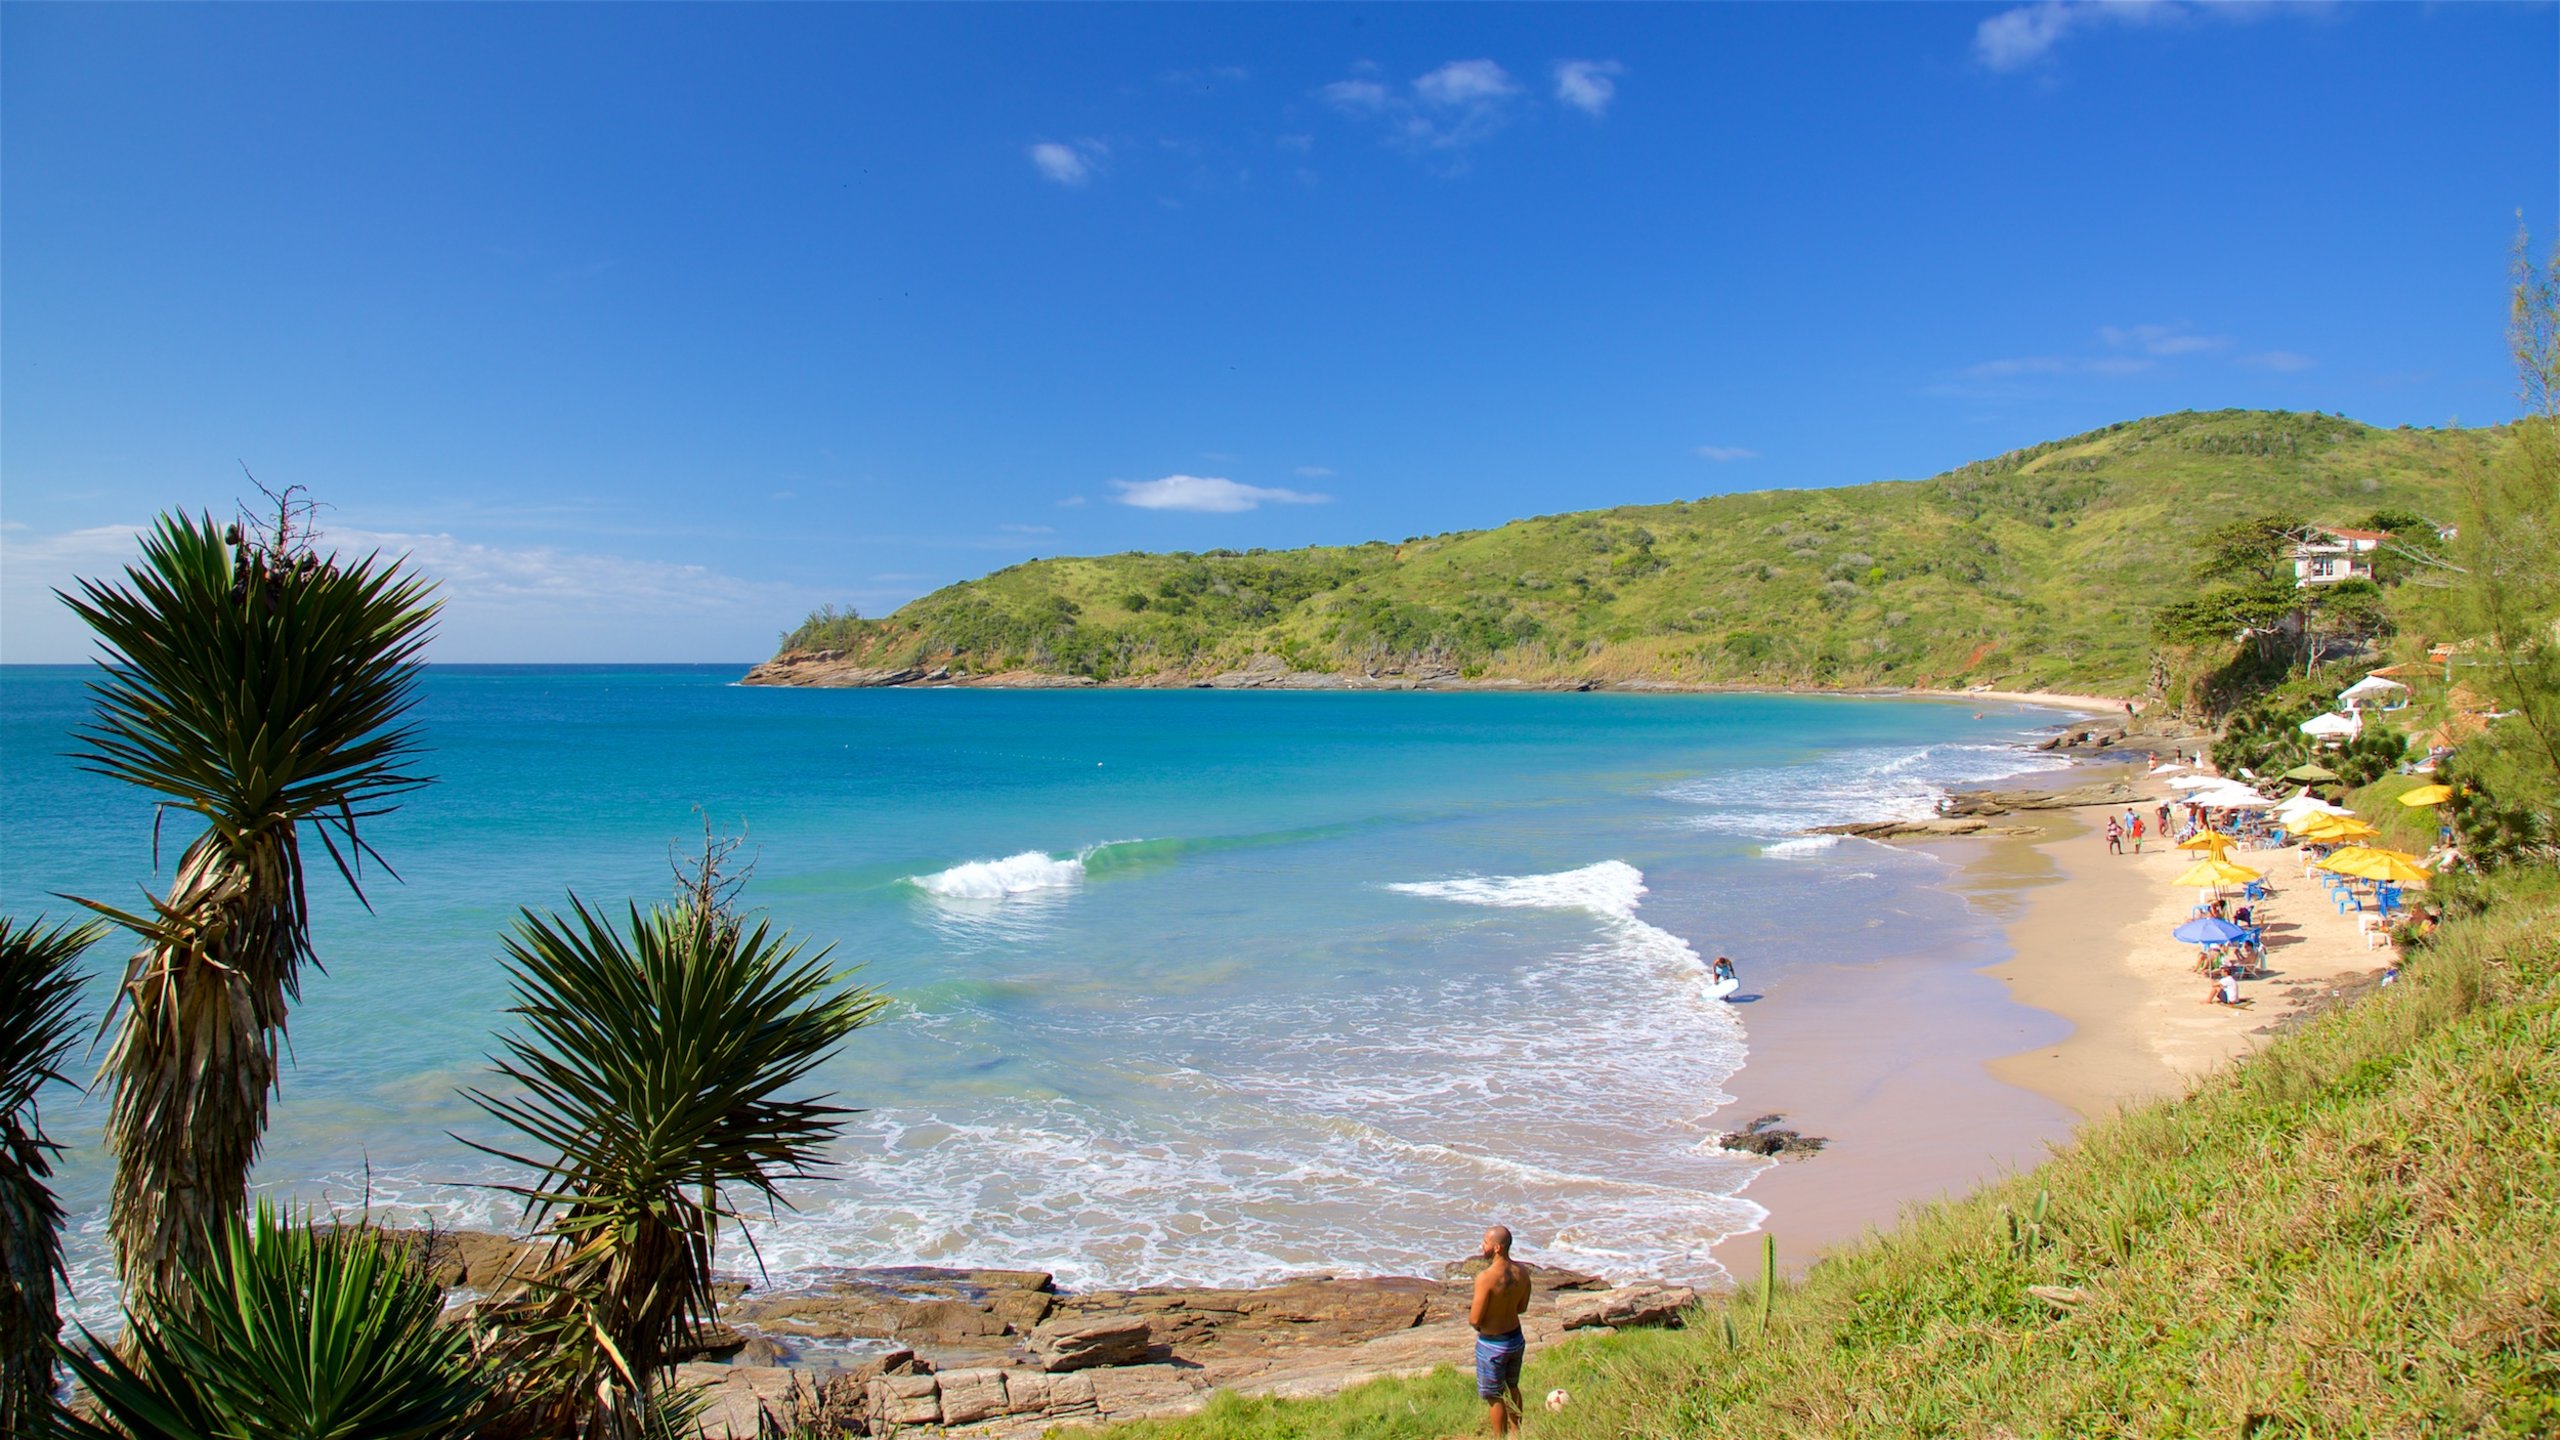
[
  {"xmin": 2293, "ymin": 813, "xmax": 2379, "ymax": 842},
  {"xmin": 2397, "ymin": 784, "xmax": 2455, "ymax": 807},
  {"xmin": 2315, "ymin": 847, "xmax": 2433, "ymax": 885},
  {"xmin": 2172, "ymin": 857, "xmax": 2263, "ymax": 888},
  {"xmin": 2176, "ymin": 830, "xmax": 2239, "ymax": 855}
]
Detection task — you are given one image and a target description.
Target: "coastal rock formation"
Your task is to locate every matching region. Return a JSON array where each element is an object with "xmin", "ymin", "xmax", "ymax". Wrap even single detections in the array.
[
  {"xmin": 407, "ymin": 1234, "xmax": 1703, "ymax": 1437},
  {"xmin": 1811, "ymin": 816, "xmax": 2041, "ymax": 840},
  {"xmin": 1029, "ymin": 1315, "xmax": 1153, "ymax": 1371},
  {"xmin": 1716, "ymin": 1113, "xmax": 1828, "ymax": 1160},
  {"xmin": 1946, "ymin": 777, "xmax": 2145, "ymax": 814},
  {"xmin": 1552, "ymin": 1281, "xmax": 1697, "ymax": 1330}
]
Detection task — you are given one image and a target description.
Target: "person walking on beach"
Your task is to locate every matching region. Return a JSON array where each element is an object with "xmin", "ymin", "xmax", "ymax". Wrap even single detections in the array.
[
  {"xmin": 2129, "ymin": 814, "xmax": 2145, "ymax": 853},
  {"xmin": 2104, "ymin": 816, "xmax": 2123, "ymax": 855},
  {"xmin": 1470, "ymin": 1225, "xmax": 1533, "ymax": 1435}
]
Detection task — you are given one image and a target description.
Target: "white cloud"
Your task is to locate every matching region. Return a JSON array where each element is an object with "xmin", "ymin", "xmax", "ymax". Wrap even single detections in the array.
[
  {"xmin": 1694, "ymin": 445, "xmax": 1760, "ymax": 463},
  {"xmin": 1029, "ymin": 140, "xmax": 1107, "ymax": 186},
  {"xmin": 1293, "ymin": 465, "xmax": 1335, "ymax": 479},
  {"xmin": 1109, "ymin": 475, "xmax": 1331, "ymax": 513},
  {"xmin": 1322, "ymin": 59, "xmax": 1524, "ymax": 159},
  {"xmin": 1975, "ymin": 0, "xmax": 2182, "ymax": 70},
  {"xmin": 1974, "ymin": 1, "xmax": 2323, "ymax": 72},
  {"xmin": 1320, "ymin": 79, "xmax": 1392, "ymax": 115},
  {"xmin": 2239, "ymin": 349, "xmax": 2317, "ymax": 372},
  {"xmin": 1415, "ymin": 59, "xmax": 1519, "ymax": 107},
  {"xmin": 2100, "ymin": 322, "xmax": 2226, "ymax": 356},
  {"xmin": 1, "ymin": 520, "xmax": 816, "ymax": 663},
  {"xmin": 1552, "ymin": 60, "xmax": 1625, "ymax": 117}
]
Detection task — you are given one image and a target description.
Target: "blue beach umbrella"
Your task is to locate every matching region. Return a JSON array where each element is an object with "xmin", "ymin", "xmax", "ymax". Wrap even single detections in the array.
[{"xmin": 2172, "ymin": 917, "xmax": 2250, "ymax": 946}]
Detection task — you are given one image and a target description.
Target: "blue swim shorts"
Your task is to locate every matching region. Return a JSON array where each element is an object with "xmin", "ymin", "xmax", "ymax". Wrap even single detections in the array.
[{"xmin": 1475, "ymin": 1328, "xmax": 1526, "ymax": 1401}]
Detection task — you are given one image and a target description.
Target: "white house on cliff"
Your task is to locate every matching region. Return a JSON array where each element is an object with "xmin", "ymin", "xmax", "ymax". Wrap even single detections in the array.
[{"xmin": 2292, "ymin": 526, "xmax": 2386, "ymax": 586}]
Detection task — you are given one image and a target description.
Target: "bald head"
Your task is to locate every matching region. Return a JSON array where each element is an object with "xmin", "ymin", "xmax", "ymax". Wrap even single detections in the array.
[{"xmin": 1482, "ymin": 1225, "xmax": 1513, "ymax": 1258}]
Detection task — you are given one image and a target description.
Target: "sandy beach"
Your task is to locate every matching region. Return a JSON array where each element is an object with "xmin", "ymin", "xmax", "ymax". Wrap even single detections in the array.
[{"xmin": 1712, "ymin": 762, "xmax": 2394, "ymax": 1279}]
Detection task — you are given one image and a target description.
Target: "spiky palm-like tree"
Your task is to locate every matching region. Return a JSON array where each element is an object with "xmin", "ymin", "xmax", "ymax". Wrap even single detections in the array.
[
  {"xmin": 462, "ymin": 861, "xmax": 884, "ymax": 1439},
  {"xmin": 61, "ymin": 509, "xmax": 437, "ymax": 1325},
  {"xmin": 2, "ymin": 917, "xmax": 104, "ymax": 1434},
  {"xmin": 51, "ymin": 1202, "xmax": 491, "ymax": 1440}
]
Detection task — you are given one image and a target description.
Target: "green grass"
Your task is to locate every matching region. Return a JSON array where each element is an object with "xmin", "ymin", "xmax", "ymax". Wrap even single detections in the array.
[
  {"xmin": 1081, "ymin": 874, "xmax": 2560, "ymax": 1439},
  {"xmin": 777, "ymin": 410, "xmax": 2510, "ymax": 696}
]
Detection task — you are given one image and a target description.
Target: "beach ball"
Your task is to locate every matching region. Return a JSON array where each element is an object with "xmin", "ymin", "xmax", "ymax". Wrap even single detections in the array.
[{"xmin": 1545, "ymin": 1388, "xmax": 1570, "ymax": 1412}]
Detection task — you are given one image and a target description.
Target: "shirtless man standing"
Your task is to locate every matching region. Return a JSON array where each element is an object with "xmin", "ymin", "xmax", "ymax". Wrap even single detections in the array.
[{"xmin": 1469, "ymin": 1225, "xmax": 1534, "ymax": 1435}]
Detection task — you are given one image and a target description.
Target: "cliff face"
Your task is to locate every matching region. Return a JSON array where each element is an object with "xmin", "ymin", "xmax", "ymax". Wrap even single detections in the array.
[{"xmin": 749, "ymin": 412, "xmax": 2502, "ymax": 696}]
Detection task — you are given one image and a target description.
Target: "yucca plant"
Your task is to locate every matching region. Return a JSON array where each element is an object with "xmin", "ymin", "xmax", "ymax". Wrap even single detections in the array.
[
  {"xmin": 60, "ymin": 503, "xmax": 438, "ymax": 1325},
  {"xmin": 462, "ymin": 849, "xmax": 885, "ymax": 1439},
  {"xmin": 50, "ymin": 1202, "xmax": 490, "ymax": 1440},
  {"xmin": 2, "ymin": 916, "xmax": 104, "ymax": 1434}
]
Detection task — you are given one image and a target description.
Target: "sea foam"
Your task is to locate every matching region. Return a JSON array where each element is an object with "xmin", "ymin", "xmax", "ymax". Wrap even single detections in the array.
[
  {"xmin": 909, "ymin": 849, "xmax": 1090, "ymax": 900},
  {"xmin": 1666, "ymin": 740, "xmax": 2072, "ymax": 839}
]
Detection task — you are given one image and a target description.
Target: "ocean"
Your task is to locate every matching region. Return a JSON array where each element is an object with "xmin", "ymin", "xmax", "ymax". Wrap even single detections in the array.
[{"xmin": 0, "ymin": 665, "xmax": 2077, "ymax": 1325}]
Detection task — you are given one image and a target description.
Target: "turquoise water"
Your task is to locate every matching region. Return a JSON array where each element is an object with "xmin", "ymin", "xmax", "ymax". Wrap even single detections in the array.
[{"xmin": 1, "ymin": 665, "xmax": 2074, "ymax": 1319}]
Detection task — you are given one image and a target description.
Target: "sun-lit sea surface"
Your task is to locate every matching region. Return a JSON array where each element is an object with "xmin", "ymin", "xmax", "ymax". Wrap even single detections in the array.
[{"xmin": 0, "ymin": 665, "xmax": 2080, "ymax": 1324}]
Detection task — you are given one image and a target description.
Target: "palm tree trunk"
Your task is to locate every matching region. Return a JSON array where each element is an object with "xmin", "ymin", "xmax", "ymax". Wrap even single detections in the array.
[
  {"xmin": 2, "ymin": 1119, "xmax": 65, "ymax": 1434},
  {"xmin": 102, "ymin": 832, "xmax": 295, "ymax": 1328}
]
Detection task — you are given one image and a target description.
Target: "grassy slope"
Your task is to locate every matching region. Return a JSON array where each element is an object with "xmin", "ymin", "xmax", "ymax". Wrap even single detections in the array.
[
  {"xmin": 780, "ymin": 411, "xmax": 2504, "ymax": 695},
  {"xmin": 1085, "ymin": 865, "xmax": 2560, "ymax": 1439}
]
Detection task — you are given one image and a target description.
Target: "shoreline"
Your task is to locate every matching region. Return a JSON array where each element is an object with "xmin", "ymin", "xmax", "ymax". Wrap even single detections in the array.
[
  {"xmin": 739, "ymin": 655, "xmax": 2130, "ymax": 715},
  {"xmin": 1707, "ymin": 756, "xmax": 2397, "ymax": 1280}
]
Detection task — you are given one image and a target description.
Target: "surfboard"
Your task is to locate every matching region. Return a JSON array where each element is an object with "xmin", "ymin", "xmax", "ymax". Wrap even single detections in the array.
[{"xmin": 1702, "ymin": 977, "xmax": 1740, "ymax": 1001}]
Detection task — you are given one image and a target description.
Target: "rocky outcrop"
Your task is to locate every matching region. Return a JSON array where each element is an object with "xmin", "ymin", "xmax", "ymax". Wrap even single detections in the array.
[
  {"xmin": 401, "ymin": 1235, "xmax": 1700, "ymax": 1437},
  {"xmin": 1716, "ymin": 1113, "xmax": 1828, "ymax": 1160},
  {"xmin": 1552, "ymin": 1281, "xmax": 1697, "ymax": 1330},
  {"xmin": 1811, "ymin": 816, "xmax": 2041, "ymax": 840},
  {"xmin": 1945, "ymin": 777, "xmax": 2145, "ymax": 814},
  {"xmin": 1029, "ymin": 1315, "xmax": 1152, "ymax": 1371}
]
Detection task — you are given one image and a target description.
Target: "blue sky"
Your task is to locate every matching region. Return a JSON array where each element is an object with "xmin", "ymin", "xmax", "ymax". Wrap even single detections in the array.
[{"xmin": 4, "ymin": 2, "xmax": 2554, "ymax": 662}]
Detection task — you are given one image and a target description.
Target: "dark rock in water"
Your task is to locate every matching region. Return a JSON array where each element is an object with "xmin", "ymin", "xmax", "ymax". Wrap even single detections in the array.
[
  {"xmin": 1717, "ymin": 1113, "xmax": 1827, "ymax": 1159},
  {"xmin": 1030, "ymin": 1315, "xmax": 1153, "ymax": 1372},
  {"xmin": 733, "ymin": 1335, "xmax": 791, "ymax": 1367}
]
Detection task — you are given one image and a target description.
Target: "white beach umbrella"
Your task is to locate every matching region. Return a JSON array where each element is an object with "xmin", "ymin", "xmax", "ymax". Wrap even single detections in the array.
[
  {"xmin": 2165, "ymin": 775, "xmax": 2230, "ymax": 790},
  {"xmin": 2203, "ymin": 792, "xmax": 2276, "ymax": 809}
]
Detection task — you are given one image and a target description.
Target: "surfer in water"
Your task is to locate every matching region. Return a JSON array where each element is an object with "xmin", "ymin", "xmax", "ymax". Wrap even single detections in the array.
[{"xmin": 1711, "ymin": 955, "xmax": 1738, "ymax": 986}]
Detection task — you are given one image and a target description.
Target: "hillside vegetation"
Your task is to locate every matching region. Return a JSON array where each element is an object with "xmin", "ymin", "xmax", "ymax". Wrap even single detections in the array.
[
  {"xmin": 770, "ymin": 411, "xmax": 2506, "ymax": 696},
  {"xmin": 1089, "ymin": 862, "xmax": 2560, "ymax": 1440}
]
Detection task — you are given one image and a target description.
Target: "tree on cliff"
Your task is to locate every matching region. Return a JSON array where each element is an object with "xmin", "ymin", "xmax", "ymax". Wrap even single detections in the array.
[
  {"xmin": 59, "ymin": 496, "xmax": 439, "ymax": 1327},
  {"xmin": 2439, "ymin": 232, "xmax": 2560, "ymax": 863}
]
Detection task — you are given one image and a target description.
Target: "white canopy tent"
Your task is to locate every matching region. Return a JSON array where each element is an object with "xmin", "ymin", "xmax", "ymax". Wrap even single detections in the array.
[
  {"xmin": 2276, "ymin": 791, "xmax": 2355, "ymax": 821},
  {"xmin": 2339, "ymin": 674, "xmax": 2410, "ymax": 710},
  {"xmin": 2191, "ymin": 788, "xmax": 2275, "ymax": 809},
  {"xmin": 2301, "ymin": 712, "xmax": 2362, "ymax": 739},
  {"xmin": 2166, "ymin": 774, "xmax": 2234, "ymax": 790}
]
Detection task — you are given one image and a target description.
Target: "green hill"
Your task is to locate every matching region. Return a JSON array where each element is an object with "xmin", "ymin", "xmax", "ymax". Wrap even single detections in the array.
[{"xmin": 758, "ymin": 410, "xmax": 2506, "ymax": 696}]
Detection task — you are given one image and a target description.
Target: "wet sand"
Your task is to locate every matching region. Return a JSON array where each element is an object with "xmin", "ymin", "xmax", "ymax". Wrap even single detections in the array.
[{"xmin": 1712, "ymin": 763, "xmax": 2394, "ymax": 1280}]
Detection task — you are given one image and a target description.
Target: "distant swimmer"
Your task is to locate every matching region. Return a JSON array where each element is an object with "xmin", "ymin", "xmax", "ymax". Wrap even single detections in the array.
[{"xmin": 1469, "ymin": 1225, "xmax": 1534, "ymax": 1436}]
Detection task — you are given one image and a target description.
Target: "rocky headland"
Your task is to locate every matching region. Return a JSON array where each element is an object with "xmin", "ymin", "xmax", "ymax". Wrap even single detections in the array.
[{"xmin": 408, "ymin": 1231, "xmax": 1698, "ymax": 1437}]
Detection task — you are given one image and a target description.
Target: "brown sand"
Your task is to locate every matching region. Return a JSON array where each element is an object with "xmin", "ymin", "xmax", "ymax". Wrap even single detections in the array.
[
  {"xmin": 1710, "ymin": 767, "xmax": 2392, "ymax": 1281},
  {"xmin": 1990, "ymin": 796, "xmax": 2394, "ymax": 1113}
]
